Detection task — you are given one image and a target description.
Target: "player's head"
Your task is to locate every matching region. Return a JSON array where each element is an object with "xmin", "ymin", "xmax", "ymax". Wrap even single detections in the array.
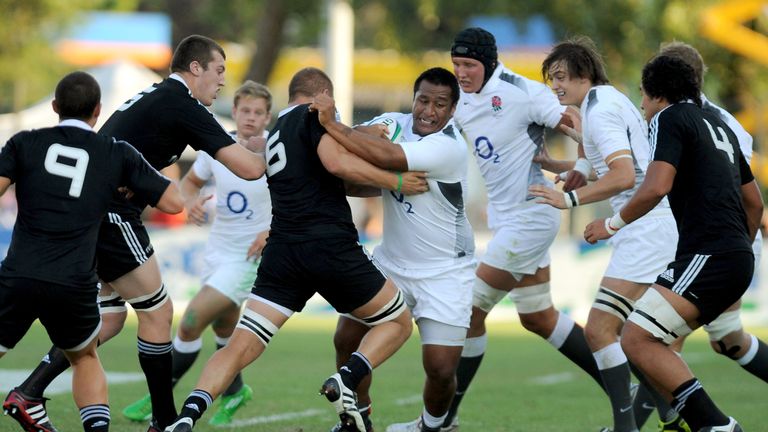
[
  {"xmin": 411, "ymin": 67, "xmax": 459, "ymax": 136},
  {"xmin": 640, "ymin": 55, "xmax": 702, "ymax": 122},
  {"xmin": 52, "ymin": 71, "xmax": 101, "ymax": 123},
  {"xmin": 658, "ymin": 41, "xmax": 707, "ymax": 89},
  {"xmin": 451, "ymin": 27, "xmax": 498, "ymax": 93},
  {"xmin": 288, "ymin": 67, "xmax": 334, "ymax": 103},
  {"xmin": 541, "ymin": 36, "xmax": 609, "ymax": 106},
  {"xmin": 171, "ymin": 35, "xmax": 227, "ymax": 107},
  {"xmin": 232, "ymin": 80, "xmax": 272, "ymax": 139}
]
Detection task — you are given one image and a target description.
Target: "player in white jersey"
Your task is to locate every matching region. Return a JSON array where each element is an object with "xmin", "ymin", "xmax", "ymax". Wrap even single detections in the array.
[
  {"xmin": 313, "ymin": 67, "xmax": 474, "ymax": 432},
  {"xmin": 121, "ymin": 81, "xmax": 273, "ymax": 427},
  {"xmin": 441, "ymin": 27, "xmax": 603, "ymax": 431},
  {"xmin": 624, "ymin": 42, "xmax": 768, "ymax": 432},
  {"xmin": 529, "ymin": 36, "xmax": 678, "ymax": 432}
]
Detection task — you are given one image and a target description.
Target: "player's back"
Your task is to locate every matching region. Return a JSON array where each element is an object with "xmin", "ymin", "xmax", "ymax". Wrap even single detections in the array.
[
  {"xmin": 265, "ymin": 104, "xmax": 356, "ymax": 242},
  {"xmin": 651, "ymin": 102, "xmax": 751, "ymax": 255},
  {"xmin": 0, "ymin": 123, "xmax": 165, "ymax": 285}
]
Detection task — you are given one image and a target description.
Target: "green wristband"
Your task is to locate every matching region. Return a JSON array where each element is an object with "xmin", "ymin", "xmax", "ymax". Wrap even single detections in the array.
[{"xmin": 396, "ymin": 172, "xmax": 403, "ymax": 192}]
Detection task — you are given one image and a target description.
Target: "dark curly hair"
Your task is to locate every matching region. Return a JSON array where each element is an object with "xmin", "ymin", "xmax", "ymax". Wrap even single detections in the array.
[
  {"xmin": 414, "ymin": 67, "xmax": 460, "ymax": 106},
  {"xmin": 641, "ymin": 55, "xmax": 701, "ymax": 107}
]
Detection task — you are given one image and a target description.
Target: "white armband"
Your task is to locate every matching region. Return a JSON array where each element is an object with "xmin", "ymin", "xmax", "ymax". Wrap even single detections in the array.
[
  {"xmin": 563, "ymin": 190, "xmax": 580, "ymax": 208},
  {"xmin": 573, "ymin": 158, "xmax": 592, "ymax": 177},
  {"xmin": 604, "ymin": 213, "xmax": 627, "ymax": 236}
]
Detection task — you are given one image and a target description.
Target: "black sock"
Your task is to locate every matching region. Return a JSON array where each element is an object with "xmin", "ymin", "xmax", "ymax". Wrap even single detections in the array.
[
  {"xmin": 19, "ymin": 346, "xmax": 71, "ymax": 398},
  {"xmin": 179, "ymin": 389, "xmax": 213, "ymax": 423},
  {"xmin": 630, "ymin": 382, "xmax": 656, "ymax": 428},
  {"xmin": 741, "ymin": 337, "xmax": 768, "ymax": 383},
  {"xmin": 217, "ymin": 342, "xmax": 244, "ymax": 396},
  {"xmin": 339, "ymin": 352, "xmax": 372, "ymax": 390},
  {"xmin": 671, "ymin": 378, "xmax": 728, "ymax": 431},
  {"xmin": 443, "ymin": 354, "xmax": 483, "ymax": 427},
  {"xmin": 80, "ymin": 404, "xmax": 110, "ymax": 432},
  {"xmin": 171, "ymin": 345, "xmax": 200, "ymax": 387},
  {"xmin": 599, "ymin": 362, "xmax": 636, "ymax": 431},
  {"xmin": 558, "ymin": 324, "xmax": 604, "ymax": 388},
  {"xmin": 138, "ymin": 338, "xmax": 176, "ymax": 428}
]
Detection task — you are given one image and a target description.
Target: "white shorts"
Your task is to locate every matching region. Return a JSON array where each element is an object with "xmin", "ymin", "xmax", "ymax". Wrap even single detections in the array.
[
  {"xmin": 201, "ymin": 252, "xmax": 260, "ymax": 305},
  {"xmin": 374, "ymin": 255, "xmax": 474, "ymax": 328},
  {"xmin": 605, "ymin": 210, "xmax": 677, "ymax": 283},
  {"xmin": 482, "ymin": 203, "xmax": 560, "ymax": 276}
]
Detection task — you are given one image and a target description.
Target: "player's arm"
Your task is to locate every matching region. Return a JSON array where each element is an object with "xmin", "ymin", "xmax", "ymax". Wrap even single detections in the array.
[
  {"xmin": 584, "ymin": 160, "xmax": 675, "ymax": 244},
  {"xmin": 311, "ymin": 93, "xmax": 407, "ymax": 171},
  {"xmin": 155, "ymin": 181, "xmax": 185, "ymax": 214},
  {"xmin": 530, "ymin": 149, "xmax": 633, "ymax": 209},
  {"xmin": 738, "ymin": 151, "xmax": 763, "ymax": 241},
  {"xmin": 0, "ymin": 177, "xmax": 11, "ymax": 196},
  {"xmin": 214, "ymin": 144, "xmax": 266, "ymax": 180},
  {"xmin": 179, "ymin": 168, "xmax": 212, "ymax": 226},
  {"xmin": 318, "ymin": 134, "xmax": 427, "ymax": 195}
]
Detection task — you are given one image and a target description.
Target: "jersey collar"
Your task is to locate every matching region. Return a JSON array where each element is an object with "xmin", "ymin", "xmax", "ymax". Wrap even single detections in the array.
[{"xmin": 58, "ymin": 119, "xmax": 93, "ymax": 131}]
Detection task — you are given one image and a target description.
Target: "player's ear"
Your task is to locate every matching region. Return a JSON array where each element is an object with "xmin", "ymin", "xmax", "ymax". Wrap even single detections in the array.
[
  {"xmin": 51, "ymin": 100, "xmax": 60, "ymax": 116},
  {"xmin": 93, "ymin": 103, "xmax": 102, "ymax": 119}
]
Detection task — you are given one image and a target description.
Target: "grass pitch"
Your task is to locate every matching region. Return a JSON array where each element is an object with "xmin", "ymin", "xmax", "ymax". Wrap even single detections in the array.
[{"xmin": 1, "ymin": 315, "xmax": 765, "ymax": 431}]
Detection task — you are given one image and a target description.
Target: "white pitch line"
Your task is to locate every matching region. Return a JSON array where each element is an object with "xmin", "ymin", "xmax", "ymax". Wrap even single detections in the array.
[
  {"xmin": 394, "ymin": 394, "xmax": 422, "ymax": 406},
  {"xmin": 226, "ymin": 408, "xmax": 325, "ymax": 427},
  {"xmin": 0, "ymin": 369, "xmax": 144, "ymax": 396},
  {"xmin": 527, "ymin": 372, "xmax": 575, "ymax": 385}
]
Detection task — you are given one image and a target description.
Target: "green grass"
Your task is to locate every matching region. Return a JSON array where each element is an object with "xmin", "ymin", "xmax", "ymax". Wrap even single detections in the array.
[{"xmin": 2, "ymin": 316, "xmax": 766, "ymax": 431}]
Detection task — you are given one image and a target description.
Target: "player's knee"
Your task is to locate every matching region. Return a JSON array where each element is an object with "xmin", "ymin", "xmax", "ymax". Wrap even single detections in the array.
[
  {"xmin": 424, "ymin": 362, "xmax": 457, "ymax": 385},
  {"xmin": 128, "ymin": 283, "xmax": 171, "ymax": 315},
  {"xmin": 236, "ymin": 308, "xmax": 279, "ymax": 347},
  {"xmin": 509, "ymin": 283, "xmax": 553, "ymax": 315},
  {"xmin": 703, "ymin": 310, "xmax": 744, "ymax": 359},
  {"xmin": 625, "ymin": 289, "xmax": 692, "ymax": 347},
  {"xmin": 472, "ymin": 278, "xmax": 509, "ymax": 313},
  {"xmin": 333, "ymin": 319, "xmax": 366, "ymax": 354}
]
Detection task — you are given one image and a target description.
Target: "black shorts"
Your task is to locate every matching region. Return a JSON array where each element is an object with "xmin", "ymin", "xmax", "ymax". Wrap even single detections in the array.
[
  {"xmin": 0, "ymin": 277, "xmax": 101, "ymax": 351},
  {"xmin": 253, "ymin": 238, "xmax": 386, "ymax": 313},
  {"xmin": 96, "ymin": 212, "xmax": 154, "ymax": 283},
  {"xmin": 655, "ymin": 251, "xmax": 754, "ymax": 324}
]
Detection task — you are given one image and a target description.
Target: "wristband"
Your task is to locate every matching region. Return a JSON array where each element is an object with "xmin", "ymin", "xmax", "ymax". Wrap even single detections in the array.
[
  {"xmin": 573, "ymin": 158, "xmax": 592, "ymax": 177},
  {"xmin": 604, "ymin": 213, "xmax": 627, "ymax": 235},
  {"xmin": 396, "ymin": 172, "xmax": 403, "ymax": 192},
  {"xmin": 563, "ymin": 190, "xmax": 580, "ymax": 208}
]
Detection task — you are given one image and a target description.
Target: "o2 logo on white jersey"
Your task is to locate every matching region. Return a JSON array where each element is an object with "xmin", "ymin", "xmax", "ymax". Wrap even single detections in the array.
[
  {"xmin": 226, "ymin": 190, "xmax": 253, "ymax": 219},
  {"xmin": 44, "ymin": 143, "xmax": 90, "ymax": 198},
  {"xmin": 389, "ymin": 191, "xmax": 414, "ymax": 214},
  {"xmin": 703, "ymin": 118, "xmax": 734, "ymax": 164},
  {"xmin": 474, "ymin": 136, "xmax": 500, "ymax": 163},
  {"xmin": 266, "ymin": 130, "xmax": 287, "ymax": 176}
]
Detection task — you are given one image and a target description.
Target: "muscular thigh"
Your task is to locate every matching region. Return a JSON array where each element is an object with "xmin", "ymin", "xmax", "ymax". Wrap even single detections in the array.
[{"xmin": 96, "ymin": 212, "xmax": 155, "ymax": 284}]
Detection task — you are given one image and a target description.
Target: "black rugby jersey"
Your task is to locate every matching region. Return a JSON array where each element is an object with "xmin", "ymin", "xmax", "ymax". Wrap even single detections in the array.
[
  {"xmin": 265, "ymin": 104, "xmax": 357, "ymax": 242},
  {"xmin": 0, "ymin": 123, "xmax": 170, "ymax": 285},
  {"xmin": 649, "ymin": 102, "xmax": 753, "ymax": 256},
  {"xmin": 100, "ymin": 76, "xmax": 234, "ymax": 215}
]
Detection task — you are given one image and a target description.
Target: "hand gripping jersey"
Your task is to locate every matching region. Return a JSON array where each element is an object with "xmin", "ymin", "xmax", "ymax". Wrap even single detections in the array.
[
  {"xmin": 100, "ymin": 74, "xmax": 235, "ymax": 216},
  {"xmin": 191, "ymin": 132, "xmax": 271, "ymax": 257},
  {"xmin": 367, "ymin": 113, "xmax": 475, "ymax": 270},
  {"xmin": 581, "ymin": 85, "xmax": 670, "ymax": 214},
  {"xmin": 265, "ymin": 104, "xmax": 357, "ymax": 242},
  {"xmin": 0, "ymin": 120, "xmax": 170, "ymax": 285},
  {"xmin": 649, "ymin": 102, "xmax": 754, "ymax": 256},
  {"xmin": 454, "ymin": 63, "xmax": 565, "ymax": 226}
]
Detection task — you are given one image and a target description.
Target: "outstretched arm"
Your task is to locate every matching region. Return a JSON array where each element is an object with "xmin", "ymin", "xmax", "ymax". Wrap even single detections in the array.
[
  {"xmin": 583, "ymin": 160, "xmax": 675, "ymax": 243},
  {"xmin": 311, "ymin": 92, "xmax": 408, "ymax": 171},
  {"xmin": 317, "ymin": 134, "xmax": 427, "ymax": 195}
]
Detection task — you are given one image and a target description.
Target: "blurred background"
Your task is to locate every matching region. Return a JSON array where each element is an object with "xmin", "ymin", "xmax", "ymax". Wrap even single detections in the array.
[{"xmin": 1, "ymin": 0, "xmax": 767, "ymax": 323}]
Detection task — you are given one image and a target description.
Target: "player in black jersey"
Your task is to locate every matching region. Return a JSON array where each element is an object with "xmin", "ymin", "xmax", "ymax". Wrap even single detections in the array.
[
  {"xmin": 0, "ymin": 72, "xmax": 183, "ymax": 432},
  {"xmin": 584, "ymin": 56, "xmax": 763, "ymax": 432},
  {"xmin": 164, "ymin": 68, "xmax": 428, "ymax": 432},
  {"xmin": 6, "ymin": 35, "xmax": 267, "ymax": 432}
]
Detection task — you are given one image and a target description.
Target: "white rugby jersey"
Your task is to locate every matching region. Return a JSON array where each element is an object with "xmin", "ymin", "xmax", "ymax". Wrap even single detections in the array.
[
  {"xmin": 368, "ymin": 112, "xmax": 475, "ymax": 269},
  {"xmin": 581, "ymin": 85, "xmax": 668, "ymax": 213},
  {"xmin": 192, "ymin": 132, "xmax": 271, "ymax": 256},
  {"xmin": 455, "ymin": 63, "xmax": 565, "ymax": 226}
]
